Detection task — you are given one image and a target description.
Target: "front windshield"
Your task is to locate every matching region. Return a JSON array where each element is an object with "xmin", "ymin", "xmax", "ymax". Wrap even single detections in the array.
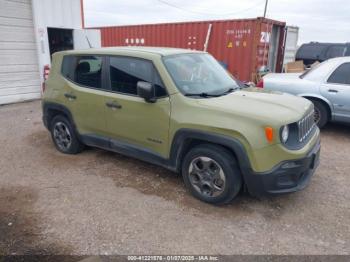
[{"xmin": 163, "ymin": 53, "xmax": 239, "ymax": 96}]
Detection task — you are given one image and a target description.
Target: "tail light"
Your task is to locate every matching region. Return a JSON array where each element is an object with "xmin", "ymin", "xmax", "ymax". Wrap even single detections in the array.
[
  {"xmin": 42, "ymin": 64, "xmax": 50, "ymax": 93},
  {"xmin": 43, "ymin": 64, "xmax": 50, "ymax": 80},
  {"xmin": 256, "ymin": 78, "xmax": 264, "ymax": 88}
]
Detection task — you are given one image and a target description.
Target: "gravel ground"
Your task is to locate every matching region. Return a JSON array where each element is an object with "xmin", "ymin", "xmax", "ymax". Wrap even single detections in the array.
[{"xmin": 0, "ymin": 100, "xmax": 349, "ymax": 255}]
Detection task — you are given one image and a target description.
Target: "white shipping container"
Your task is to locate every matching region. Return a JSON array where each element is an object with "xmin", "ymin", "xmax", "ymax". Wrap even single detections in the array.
[{"xmin": 283, "ymin": 26, "xmax": 299, "ymax": 67}]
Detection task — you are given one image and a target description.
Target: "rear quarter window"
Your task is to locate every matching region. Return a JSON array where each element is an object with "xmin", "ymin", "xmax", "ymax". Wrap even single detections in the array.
[
  {"xmin": 61, "ymin": 55, "xmax": 103, "ymax": 89},
  {"xmin": 61, "ymin": 55, "xmax": 76, "ymax": 80}
]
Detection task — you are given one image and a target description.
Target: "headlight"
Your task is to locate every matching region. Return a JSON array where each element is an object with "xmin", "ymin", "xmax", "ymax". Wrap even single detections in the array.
[{"xmin": 281, "ymin": 125, "xmax": 289, "ymax": 143}]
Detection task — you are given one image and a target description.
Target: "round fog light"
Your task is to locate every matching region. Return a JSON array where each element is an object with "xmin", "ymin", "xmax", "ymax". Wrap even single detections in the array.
[{"xmin": 281, "ymin": 125, "xmax": 289, "ymax": 143}]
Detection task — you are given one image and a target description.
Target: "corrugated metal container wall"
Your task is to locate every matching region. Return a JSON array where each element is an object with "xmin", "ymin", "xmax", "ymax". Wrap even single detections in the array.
[{"xmin": 98, "ymin": 18, "xmax": 286, "ymax": 82}]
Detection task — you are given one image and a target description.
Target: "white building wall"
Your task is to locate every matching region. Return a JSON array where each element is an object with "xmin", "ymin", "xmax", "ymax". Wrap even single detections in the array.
[
  {"xmin": 0, "ymin": 0, "xmax": 100, "ymax": 105},
  {"xmin": 32, "ymin": 0, "xmax": 83, "ymax": 82},
  {"xmin": 0, "ymin": 0, "xmax": 41, "ymax": 105}
]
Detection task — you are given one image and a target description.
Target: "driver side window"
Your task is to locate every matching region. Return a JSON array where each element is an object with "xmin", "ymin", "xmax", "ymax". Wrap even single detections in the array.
[{"xmin": 109, "ymin": 56, "xmax": 167, "ymax": 97}]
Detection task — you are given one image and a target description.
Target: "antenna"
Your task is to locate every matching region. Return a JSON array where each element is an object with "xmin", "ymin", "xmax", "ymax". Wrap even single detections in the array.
[
  {"xmin": 85, "ymin": 35, "xmax": 92, "ymax": 48},
  {"xmin": 263, "ymin": 0, "xmax": 269, "ymax": 18}
]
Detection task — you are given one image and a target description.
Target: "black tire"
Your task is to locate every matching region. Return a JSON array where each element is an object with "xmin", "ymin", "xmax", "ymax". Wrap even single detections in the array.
[
  {"xmin": 312, "ymin": 100, "xmax": 328, "ymax": 128},
  {"xmin": 181, "ymin": 144, "xmax": 242, "ymax": 205},
  {"xmin": 50, "ymin": 115, "xmax": 84, "ymax": 154}
]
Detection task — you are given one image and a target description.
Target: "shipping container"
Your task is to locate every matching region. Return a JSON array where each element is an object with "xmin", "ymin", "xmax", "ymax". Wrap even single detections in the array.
[{"xmin": 97, "ymin": 17, "xmax": 286, "ymax": 82}]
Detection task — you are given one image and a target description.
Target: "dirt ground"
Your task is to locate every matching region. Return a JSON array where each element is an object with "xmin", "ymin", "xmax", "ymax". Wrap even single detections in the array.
[{"xmin": 0, "ymin": 100, "xmax": 349, "ymax": 255}]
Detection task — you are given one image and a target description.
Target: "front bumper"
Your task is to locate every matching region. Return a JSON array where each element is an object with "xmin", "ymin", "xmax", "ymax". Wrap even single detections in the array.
[{"xmin": 245, "ymin": 139, "xmax": 321, "ymax": 196}]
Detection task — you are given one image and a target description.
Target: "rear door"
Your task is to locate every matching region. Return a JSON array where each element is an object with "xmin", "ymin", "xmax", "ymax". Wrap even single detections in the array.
[
  {"xmin": 104, "ymin": 56, "xmax": 171, "ymax": 157},
  {"xmin": 61, "ymin": 55, "xmax": 109, "ymax": 137},
  {"xmin": 320, "ymin": 62, "xmax": 350, "ymax": 122}
]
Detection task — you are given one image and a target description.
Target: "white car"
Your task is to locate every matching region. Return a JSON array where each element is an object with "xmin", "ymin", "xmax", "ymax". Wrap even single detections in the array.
[{"xmin": 258, "ymin": 57, "xmax": 350, "ymax": 127}]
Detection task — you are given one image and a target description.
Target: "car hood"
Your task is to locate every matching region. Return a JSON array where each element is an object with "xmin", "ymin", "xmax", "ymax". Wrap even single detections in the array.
[{"xmin": 195, "ymin": 87, "xmax": 312, "ymax": 124}]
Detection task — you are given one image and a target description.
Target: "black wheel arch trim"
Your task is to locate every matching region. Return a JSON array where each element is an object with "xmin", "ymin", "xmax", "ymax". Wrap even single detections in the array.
[
  {"xmin": 42, "ymin": 102, "xmax": 77, "ymax": 130},
  {"xmin": 169, "ymin": 129, "xmax": 252, "ymax": 174}
]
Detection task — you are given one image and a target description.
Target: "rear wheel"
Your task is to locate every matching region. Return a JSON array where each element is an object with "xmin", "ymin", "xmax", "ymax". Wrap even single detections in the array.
[
  {"xmin": 312, "ymin": 100, "xmax": 328, "ymax": 128},
  {"xmin": 182, "ymin": 144, "xmax": 242, "ymax": 205},
  {"xmin": 50, "ymin": 115, "xmax": 84, "ymax": 154}
]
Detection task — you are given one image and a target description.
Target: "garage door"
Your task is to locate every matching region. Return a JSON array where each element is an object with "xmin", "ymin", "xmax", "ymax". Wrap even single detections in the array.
[{"xmin": 0, "ymin": 0, "xmax": 41, "ymax": 105}]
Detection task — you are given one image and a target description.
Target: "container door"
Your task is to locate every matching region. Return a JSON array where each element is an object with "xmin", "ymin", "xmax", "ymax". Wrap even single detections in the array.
[
  {"xmin": 73, "ymin": 29, "xmax": 101, "ymax": 49},
  {"xmin": 283, "ymin": 26, "xmax": 299, "ymax": 66},
  {"xmin": 267, "ymin": 25, "xmax": 280, "ymax": 72}
]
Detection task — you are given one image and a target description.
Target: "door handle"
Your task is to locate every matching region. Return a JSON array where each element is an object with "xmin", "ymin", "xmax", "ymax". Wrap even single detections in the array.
[
  {"xmin": 64, "ymin": 93, "xmax": 77, "ymax": 100},
  {"xmin": 106, "ymin": 101, "xmax": 122, "ymax": 109},
  {"xmin": 328, "ymin": 89, "xmax": 339, "ymax": 93}
]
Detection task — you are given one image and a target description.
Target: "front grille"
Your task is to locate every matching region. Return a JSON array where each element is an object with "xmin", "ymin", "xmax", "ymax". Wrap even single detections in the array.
[{"xmin": 298, "ymin": 110, "xmax": 316, "ymax": 142}]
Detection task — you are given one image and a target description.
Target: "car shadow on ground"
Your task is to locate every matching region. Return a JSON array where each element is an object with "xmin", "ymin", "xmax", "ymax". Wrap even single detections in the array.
[
  {"xmin": 78, "ymin": 123, "xmax": 350, "ymax": 219},
  {"xmin": 321, "ymin": 122, "xmax": 350, "ymax": 136},
  {"xmin": 78, "ymin": 122, "xmax": 349, "ymax": 221},
  {"xmin": 81, "ymin": 146, "xmax": 300, "ymax": 221},
  {"xmin": 30, "ymin": 128, "xmax": 320, "ymax": 221}
]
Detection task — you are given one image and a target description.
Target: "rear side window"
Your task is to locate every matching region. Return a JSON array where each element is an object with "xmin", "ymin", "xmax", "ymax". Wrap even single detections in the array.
[
  {"xmin": 61, "ymin": 55, "xmax": 103, "ymax": 89},
  {"xmin": 61, "ymin": 56, "xmax": 75, "ymax": 80},
  {"xmin": 327, "ymin": 63, "xmax": 350, "ymax": 85},
  {"xmin": 109, "ymin": 56, "xmax": 167, "ymax": 97}
]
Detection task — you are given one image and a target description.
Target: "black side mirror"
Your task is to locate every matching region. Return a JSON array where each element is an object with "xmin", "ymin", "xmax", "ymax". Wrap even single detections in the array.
[{"xmin": 137, "ymin": 81, "xmax": 156, "ymax": 103}]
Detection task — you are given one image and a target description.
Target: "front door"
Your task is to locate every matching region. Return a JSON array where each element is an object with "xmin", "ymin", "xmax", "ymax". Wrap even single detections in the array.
[
  {"xmin": 320, "ymin": 62, "xmax": 350, "ymax": 122},
  {"xmin": 104, "ymin": 56, "xmax": 171, "ymax": 157}
]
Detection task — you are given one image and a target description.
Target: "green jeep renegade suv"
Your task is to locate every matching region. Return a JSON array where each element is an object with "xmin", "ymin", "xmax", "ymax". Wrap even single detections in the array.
[{"xmin": 42, "ymin": 47, "xmax": 321, "ymax": 204}]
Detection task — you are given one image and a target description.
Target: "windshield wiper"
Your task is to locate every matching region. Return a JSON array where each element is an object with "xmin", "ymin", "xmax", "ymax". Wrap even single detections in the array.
[
  {"xmin": 222, "ymin": 87, "xmax": 236, "ymax": 94},
  {"xmin": 184, "ymin": 86, "xmax": 240, "ymax": 98},
  {"xmin": 184, "ymin": 92, "xmax": 221, "ymax": 97},
  {"xmin": 215, "ymin": 87, "xmax": 239, "ymax": 96}
]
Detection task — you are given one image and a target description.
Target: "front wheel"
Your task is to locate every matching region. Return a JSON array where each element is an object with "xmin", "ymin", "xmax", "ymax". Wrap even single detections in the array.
[{"xmin": 182, "ymin": 144, "xmax": 242, "ymax": 205}]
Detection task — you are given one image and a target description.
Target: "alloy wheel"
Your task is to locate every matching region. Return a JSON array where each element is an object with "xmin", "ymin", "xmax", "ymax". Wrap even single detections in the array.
[
  {"xmin": 53, "ymin": 122, "xmax": 72, "ymax": 151},
  {"xmin": 188, "ymin": 156, "xmax": 226, "ymax": 197}
]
